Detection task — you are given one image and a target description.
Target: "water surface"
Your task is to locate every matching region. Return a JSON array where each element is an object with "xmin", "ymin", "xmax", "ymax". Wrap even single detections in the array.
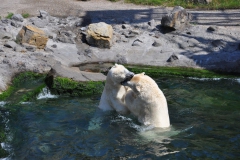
[{"xmin": 1, "ymin": 77, "xmax": 240, "ymax": 159}]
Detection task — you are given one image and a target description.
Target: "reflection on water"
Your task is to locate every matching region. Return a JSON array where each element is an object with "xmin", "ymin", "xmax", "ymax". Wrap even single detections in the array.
[{"xmin": 0, "ymin": 77, "xmax": 240, "ymax": 159}]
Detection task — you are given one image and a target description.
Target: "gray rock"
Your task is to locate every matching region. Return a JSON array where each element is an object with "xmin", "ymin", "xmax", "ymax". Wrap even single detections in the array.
[
  {"xmin": 57, "ymin": 30, "xmax": 76, "ymax": 44},
  {"xmin": 14, "ymin": 46, "xmax": 27, "ymax": 52},
  {"xmin": 11, "ymin": 21, "xmax": 21, "ymax": 28},
  {"xmin": 32, "ymin": 18, "xmax": 49, "ymax": 28},
  {"xmin": 152, "ymin": 40, "xmax": 161, "ymax": 47},
  {"xmin": 46, "ymin": 63, "xmax": 106, "ymax": 83},
  {"xmin": 115, "ymin": 54, "xmax": 127, "ymax": 64},
  {"xmin": 132, "ymin": 39, "xmax": 143, "ymax": 46},
  {"xmin": 161, "ymin": 6, "xmax": 192, "ymax": 30},
  {"xmin": 0, "ymin": 48, "xmax": 4, "ymax": 52},
  {"xmin": 188, "ymin": 0, "xmax": 212, "ymax": 4},
  {"xmin": 44, "ymin": 47, "xmax": 54, "ymax": 53},
  {"xmin": 11, "ymin": 14, "xmax": 24, "ymax": 22},
  {"xmin": 4, "ymin": 41, "xmax": 17, "ymax": 48},
  {"xmin": 207, "ymin": 26, "xmax": 218, "ymax": 32},
  {"xmin": 51, "ymin": 44, "xmax": 57, "ymax": 48},
  {"xmin": 167, "ymin": 54, "xmax": 179, "ymax": 62},
  {"xmin": 148, "ymin": 19, "xmax": 156, "ymax": 28},
  {"xmin": 22, "ymin": 43, "xmax": 37, "ymax": 52},
  {"xmin": 211, "ymin": 40, "xmax": 226, "ymax": 48},
  {"xmin": 39, "ymin": 10, "xmax": 49, "ymax": 19},
  {"xmin": 0, "ymin": 29, "xmax": 12, "ymax": 39}
]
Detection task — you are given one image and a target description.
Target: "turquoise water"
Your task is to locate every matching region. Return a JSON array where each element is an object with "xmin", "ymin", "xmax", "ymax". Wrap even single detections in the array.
[{"xmin": 1, "ymin": 77, "xmax": 240, "ymax": 159}]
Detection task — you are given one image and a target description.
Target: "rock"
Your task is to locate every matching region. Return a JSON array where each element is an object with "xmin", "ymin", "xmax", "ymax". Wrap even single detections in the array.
[
  {"xmin": 51, "ymin": 44, "xmax": 57, "ymax": 48},
  {"xmin": 46, "ymin": 63, "xmax": 106, "ymax": 83},
  {"xmin": 22, "ymin": 43, "xmax": 37, "ymax": 52},
  {"xmin": 4, "ymin": 41, "xmax": 17, "ymax": 48},
  {"xmin": 16, "ymin": 25, "xmax": 48, "ymax": 49},
  {"xmin": 0, "ymin": 29, "xmax": 12, "ymax": 39},
  {"xmin": 14, "ymin": 46, "xmax": 27, "ymax": 52},
  {"xmin": 11, "ymin": 14, "xmax": 24, "ymax": 22},
  {"xmin": 188, "ymin": 0, "xmax": 212, "ymax": 4},
  {"xmin": 32, "ymin": 18, "xmax": 49, "ymax": 28},
  {"xmin": 39, "ymin": 10, "xmax": 49, "ymax": 19},
  {"xmin": 148, "ymin": 19, "xmax": 156, "ymax": 28},
  {"xmin": 115, "ymin": 54, "xmax": 127, "ymax": 64},
  {"xmin": 10, "ymin": 21, "xmax": 21, "ymax": 28},
  {"xmin": 152, "ymin": 40, "xmax": 161, "ymax": 47},
  {"xmin": 57, "ymin": 30, "xmax": 75, "ymax": 44},
  {"xmin": 0, "ymin": 48, "xmax": 4, "ymax": 52},
  {"xmin": 167, "ymin": 54, "xmax": 179, "ymax": 62},
  {"xmin": 132, "ymin": 39, "xmax": 143, "ymax": 46},
  {"xmin": 211, "ymin": 39, "xmax": 226, "ymax": 48},
  {"xmin": 207, "ymin": 26, "xmax": 218, "ymax": 32},
  {"xmin": 161, "ymin": 6, "xmax": 192, "ymax": 30},
  {"xmin": 86, "ymin": 22, "xmax": 113, "ymax": 48},
  {"xmin": 30, "ymin": 11, "xmax": 49, "ymax": 28}
]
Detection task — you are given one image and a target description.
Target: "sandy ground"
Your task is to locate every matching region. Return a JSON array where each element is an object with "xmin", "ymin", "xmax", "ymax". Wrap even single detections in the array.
[{"xmin": 0, "ymin": 0, "xmax": 240, "ymax": 26}]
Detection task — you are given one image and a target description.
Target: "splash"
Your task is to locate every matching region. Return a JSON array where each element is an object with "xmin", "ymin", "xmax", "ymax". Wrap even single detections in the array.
[
  {"xmin": 0, "ymin": 101, "xmax": 6, "ymax": 107},
  {"xmin": 37, "ymin": 87, "xmax": 58, "ymax": 99}
]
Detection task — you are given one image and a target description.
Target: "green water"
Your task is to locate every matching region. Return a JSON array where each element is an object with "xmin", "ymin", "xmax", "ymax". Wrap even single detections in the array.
[{"xmin": 0, "ymin": 77, "xmax": 240, "ymax": 159}]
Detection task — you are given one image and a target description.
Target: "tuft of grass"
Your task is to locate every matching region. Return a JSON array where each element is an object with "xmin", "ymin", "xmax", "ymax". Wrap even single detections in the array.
[
  {"xmin": 22, "ymin": 13, "xmax": 30, "ymax": 18},
  {"xmin": 122, "ymin": 0, "xmax": 240, "ymax": 9},
  {"xmin": 5, "ymin": 12, "xmax": 13, "ymax": 19}
]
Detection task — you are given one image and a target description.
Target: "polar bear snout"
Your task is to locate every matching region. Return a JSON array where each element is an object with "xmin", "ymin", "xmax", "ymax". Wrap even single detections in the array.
[
  {"xmin": 121, "ymin": 72, "xmax": 134, "ymax": 85},
  {"xmin": 126, "ymin": 72, "xmax": 134, "ymax": 79}
]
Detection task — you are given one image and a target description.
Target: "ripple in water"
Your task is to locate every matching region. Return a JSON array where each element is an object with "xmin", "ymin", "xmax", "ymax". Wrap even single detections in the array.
[{"xmin": 1, "ymin": 77, "xmax": 240, "ymax": 159}]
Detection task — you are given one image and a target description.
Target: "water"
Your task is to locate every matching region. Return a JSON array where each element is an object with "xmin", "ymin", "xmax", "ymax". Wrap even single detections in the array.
[{"xmin": 0, "ymin": 77, "xmax": 240, "ymax": 159}]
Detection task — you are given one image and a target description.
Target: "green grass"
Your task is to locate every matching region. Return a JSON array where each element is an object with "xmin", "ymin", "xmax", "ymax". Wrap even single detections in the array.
[
  {"xmin": 5, "ymin": 12, "xmax": 13, "ymax": 19},
  {"xmin": 122, "ymin": 0, "xmax": 240, "ymax": 9},
  {"xmin": 125, "ymin": 65, "xmax": 240, "ymax": 78},
  {"xmin": 22, "ymin": 13, "xmax": 30, "ymax": 18}
]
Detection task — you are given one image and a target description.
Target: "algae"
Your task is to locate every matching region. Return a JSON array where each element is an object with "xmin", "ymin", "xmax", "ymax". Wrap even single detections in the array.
[
  {"xmin": 46, "ymin": 76, "xmax": 104, "ymax": 97},
  {"xmin": 0, "ymin": 72, "xmax": 46, "ymax": 102},
  {"xmin": 125, "ymin": 65, "xmax": 240, "ymax": 78}
]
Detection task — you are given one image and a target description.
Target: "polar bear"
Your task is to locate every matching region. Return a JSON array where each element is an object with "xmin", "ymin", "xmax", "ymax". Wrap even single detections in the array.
[
  {"xmin": 122, "ymin": 73, "xmax": 170, "ymax": 128},
  {"xmin": 98, "ymin": 64, "xmax": 134, "ymax": 114}
]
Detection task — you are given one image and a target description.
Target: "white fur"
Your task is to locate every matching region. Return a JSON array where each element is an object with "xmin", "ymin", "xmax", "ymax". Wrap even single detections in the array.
[
  {"xmin": 98, "ymin": 64, "xmax": 133, "ymax": 114},
  {"xmin": 124, "ymin": 73, "xmax": 170, "ymax": 128}
]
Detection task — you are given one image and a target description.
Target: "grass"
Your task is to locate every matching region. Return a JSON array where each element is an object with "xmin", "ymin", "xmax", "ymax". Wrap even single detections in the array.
[
  {"xmin": 116, "ymin": 0, "xmax": 240, "ymax": 9},
  {"xmin": 125, "ymin": 65, "xmax": 240, "ymax": 78},
  {"xmin": 22, "ymin": 13, "xmax": 30, "ymax": 18},
  {"xmin": 5, "ymin": 12, "xmax": 13, "ymax": 19}
]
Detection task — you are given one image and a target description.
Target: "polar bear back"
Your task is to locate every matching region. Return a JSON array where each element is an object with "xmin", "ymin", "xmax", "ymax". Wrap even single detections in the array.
[{"xmin": 124, "ymin": 73, "xmax": 170, "ymax": 128}]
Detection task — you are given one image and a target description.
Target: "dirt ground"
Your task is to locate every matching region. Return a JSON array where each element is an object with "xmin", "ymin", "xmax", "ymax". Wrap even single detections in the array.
[{"xmin": 0, "ymin": 0, "xmax": 240, "ymax": 26}]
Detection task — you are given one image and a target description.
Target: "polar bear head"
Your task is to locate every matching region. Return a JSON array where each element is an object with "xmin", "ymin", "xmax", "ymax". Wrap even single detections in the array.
[
  {"xmin": 121, "ymin": 72, "xmax": 146, "ymax": 93},
  {"xmin": 108, "ymin": 64, "xmax": 134, "ymax": 85}
]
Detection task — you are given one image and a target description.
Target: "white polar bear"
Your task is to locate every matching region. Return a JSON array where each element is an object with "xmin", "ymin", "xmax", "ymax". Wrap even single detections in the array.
[
  {"xmin": 122, "ymin": 73, "xmax": 170, "ymax": 128},
  {"xmin": 98, "ymin": 64, "xmax": 134, "ymax": 114}
]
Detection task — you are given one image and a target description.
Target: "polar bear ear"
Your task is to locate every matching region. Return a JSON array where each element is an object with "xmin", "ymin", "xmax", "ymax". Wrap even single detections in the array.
[
  {"xmin": 112, "ymin": 64, "xmax": 118, "ymax": 68},
  {"xmin": 140, "ymin": 72, "xmax": 145, "ymax": 75}
]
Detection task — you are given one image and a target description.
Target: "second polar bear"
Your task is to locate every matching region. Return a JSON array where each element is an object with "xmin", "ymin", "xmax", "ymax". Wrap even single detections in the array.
[
  {"xmin": 98, "ymin": 64, "xmax": 134, "ymax": 114},
  {"xmin": 122, "ymin": 73, "xmax": 170, "ymax": 128}
]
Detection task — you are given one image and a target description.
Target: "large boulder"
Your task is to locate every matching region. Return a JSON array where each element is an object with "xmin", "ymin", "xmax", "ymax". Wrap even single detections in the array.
[
  {"xmin": 86, "ymin": 22, "xmax": 113, "ymax": 48},
  {"xmin": 161, "ymin": 6, "xmax": 192, "ymax": 30},
  {"xmin": 16, "ymin": 25, "xmax": 48, "ymax": 49}
]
